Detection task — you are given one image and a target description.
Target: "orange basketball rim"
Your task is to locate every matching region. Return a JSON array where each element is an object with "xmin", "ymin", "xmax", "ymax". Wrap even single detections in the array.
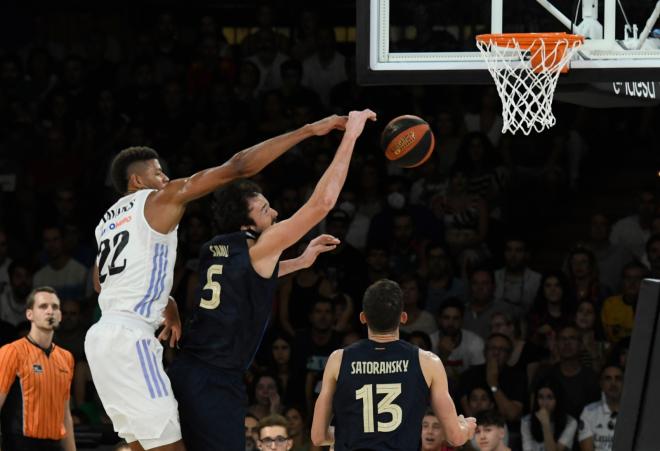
[{"xmin": 476, "ymin": 32, "xmax": 584, "ymax": 73}]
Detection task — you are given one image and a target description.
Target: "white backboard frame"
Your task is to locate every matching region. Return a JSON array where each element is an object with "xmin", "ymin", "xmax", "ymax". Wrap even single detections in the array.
[{"xmin": 357, "ymin": 0, "xmax": 660, "ymax": 85}]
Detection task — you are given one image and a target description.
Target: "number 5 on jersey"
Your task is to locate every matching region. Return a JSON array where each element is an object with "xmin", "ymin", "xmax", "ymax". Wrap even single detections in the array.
[
  {"xmin": 200, "ymin": 264, "xmax": 223, "ymax": 309},
  {"xmin": 355, "ymin": 383, "xmax": 403, "ymax": 433}
]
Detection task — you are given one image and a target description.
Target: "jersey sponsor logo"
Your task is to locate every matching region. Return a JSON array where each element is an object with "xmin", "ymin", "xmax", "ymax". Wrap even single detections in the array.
[
  {"xmin": 32, "ymin": 364, "xmax": 43, "ymax": 374},
  {"xmin": 101, "ymin": 215, "xmax": 133, "ymax": 236},
  {"xmin": 101, "ymin": 200, "xmax": 135, "ymax": 225},
  {"xmin": 350, "ymin": 360, "xmax": 410, "ymax": 375}
]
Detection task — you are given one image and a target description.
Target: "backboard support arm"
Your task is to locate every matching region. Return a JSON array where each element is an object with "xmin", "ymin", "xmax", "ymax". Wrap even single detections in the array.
[
  {"xmin": 636, "ymin": 1, "xmax": 660, "ymax": 49},
  {"xmin": 492, "ymin": 0, "xmax": 503, "ymax": 33}
]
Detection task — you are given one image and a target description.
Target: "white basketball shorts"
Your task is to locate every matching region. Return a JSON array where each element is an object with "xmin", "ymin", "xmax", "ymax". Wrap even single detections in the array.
[{"xmin": 84, "ymin": 311, "xmax": 182, "ymax": 449}]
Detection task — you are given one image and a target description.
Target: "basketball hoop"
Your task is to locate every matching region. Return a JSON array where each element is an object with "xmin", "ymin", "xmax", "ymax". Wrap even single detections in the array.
[{"xmin": 475, "ymin": 32, "xmax": 584, "ymax": 135}]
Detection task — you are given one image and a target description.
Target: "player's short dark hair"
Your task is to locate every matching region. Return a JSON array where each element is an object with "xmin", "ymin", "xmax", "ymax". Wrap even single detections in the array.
[
  {"xmin": 212, "ymin": 179, "xmax": 262, "ymax": 234},
  {"xmin": 257, "ymin": 414, "xmax": 291, "ymax": 437},
  {"xmin": 362, "ymin": 279, "xmax": 403, "ymax": 333},
  {"xmin": 26, "ymin": 286, "xmax": 58, "ymax": 310},
  {"xmin": 110, "ymin": 146, "xmax": 160, "ymax": 193},
  {"xmin": 475, "ymin": 410, "xmax": 505, "ymax": 428}
]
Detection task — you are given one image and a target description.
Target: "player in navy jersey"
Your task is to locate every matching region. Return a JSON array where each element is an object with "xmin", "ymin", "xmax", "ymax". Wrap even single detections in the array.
[
  {"xmin": 167, "ymin": 109, "xmax": 377, "ymax": 451},
  {"xmin": 86, "ymin": 113, "xmax": 347, "ymax": 451},
  {"xmin": 311, "ymin": 279, "xmax": 477, "ymax": 451}
]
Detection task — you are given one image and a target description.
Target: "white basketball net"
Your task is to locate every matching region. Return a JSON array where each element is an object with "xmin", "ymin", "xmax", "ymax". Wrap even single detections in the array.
[{"xmin": 476, "ymin": 35, "xmax": 583, "ymax": 135}]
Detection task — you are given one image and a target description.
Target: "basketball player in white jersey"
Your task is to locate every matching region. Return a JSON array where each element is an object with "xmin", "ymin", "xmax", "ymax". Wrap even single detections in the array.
[{"xmin": 84, "ymin": 114, "xmax": 348, "ymax": 451}]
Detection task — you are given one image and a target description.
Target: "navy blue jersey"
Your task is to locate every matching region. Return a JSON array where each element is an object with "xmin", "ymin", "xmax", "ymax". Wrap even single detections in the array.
[
  {"xmin": 180, "ymin": 231, "xmax": 278, "ymax": 371},
  {"xmin": 333, "ymin": 339, "xmax": 429, "ymax": 451}
]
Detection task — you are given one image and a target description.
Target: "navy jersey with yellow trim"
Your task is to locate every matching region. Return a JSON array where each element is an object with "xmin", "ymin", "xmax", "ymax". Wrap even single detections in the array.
[
  {"xmin": 180, "ymin": 231, "xmax": 278, "ymax": 371},
  {"xmin": 333, "ymin": 339, "xmax": 429, "ymax": 451}
]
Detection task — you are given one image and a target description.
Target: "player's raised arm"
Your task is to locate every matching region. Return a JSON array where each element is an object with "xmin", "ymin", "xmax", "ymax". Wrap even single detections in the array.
[
  {"xmin": 250, "ymin": 109, "xmax": 376, "ymax": 271},
  {"xmin": 137, "ymin": 115, "xmax": 346, "ymax": 234},
  {"xmin": 311, "ymin": 349, "xmax": 342, "ymax": 446},
  {"xmin": 420, "ymin": 349, "xmax": 476, "ymax": 446},
  {"xmin": 158, "ymin": 114, "xmax": 347, "ymax": 205}
]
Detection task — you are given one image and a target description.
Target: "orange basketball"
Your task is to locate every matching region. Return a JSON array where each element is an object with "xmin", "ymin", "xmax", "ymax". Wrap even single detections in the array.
[{"xmin": 381, "ymin": 115, "xmax": 435, "ymax": 168}]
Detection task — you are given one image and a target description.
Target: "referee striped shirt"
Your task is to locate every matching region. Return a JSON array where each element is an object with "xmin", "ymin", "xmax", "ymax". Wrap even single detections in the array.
[{"xmin": 0, "ymin": 337, "xmax": 74, "ymax": 440}]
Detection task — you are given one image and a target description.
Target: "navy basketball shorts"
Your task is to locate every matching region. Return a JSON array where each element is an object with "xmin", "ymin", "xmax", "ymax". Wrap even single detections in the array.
[{"xmin": 168, "ymin": 353, "xmax": 247, "ymax": 451}]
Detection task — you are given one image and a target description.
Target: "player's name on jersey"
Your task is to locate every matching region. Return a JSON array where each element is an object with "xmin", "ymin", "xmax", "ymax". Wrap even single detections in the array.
[
  {"xmin": 209, "ymin": 244, "xmax": 230, "ymax": 257},
  {"xmin": 350, "ymin": 360, "xmax": 409, "ymax": 375},
  {"xmin": 102, "ymin": 200, "xmax": 135, "ymax": 224}
]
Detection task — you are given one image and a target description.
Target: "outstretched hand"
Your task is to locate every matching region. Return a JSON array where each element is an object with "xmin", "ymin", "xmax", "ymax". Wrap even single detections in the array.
[
  {"xmin": 459, "ymin": 415, "xmax": 478, "ymax": 440},
  {"xmin": 158, "ymin": 296, "xmax": 182, "ymax": 348},
  {"xmin": 345, "ymin": 109, "xmax": 377, "ymax": 139},
  {"xmin": 310, "ymin": 115, "xmax": 348, "ymax": 136},
  {"xmin": 300, "ymin": 234, "xmax": 341, "ymax": 268}
]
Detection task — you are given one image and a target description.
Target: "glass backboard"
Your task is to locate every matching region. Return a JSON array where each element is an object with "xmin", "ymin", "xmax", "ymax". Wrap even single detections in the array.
[{"xmin": 357, "ymin": 0, "xmax": 660, "ymax": 86}]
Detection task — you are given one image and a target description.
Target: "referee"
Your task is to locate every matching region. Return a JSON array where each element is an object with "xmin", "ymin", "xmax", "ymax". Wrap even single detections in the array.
[{"xmin": 0, "ymin": 286, "xmax": 76, "ymax": 451}]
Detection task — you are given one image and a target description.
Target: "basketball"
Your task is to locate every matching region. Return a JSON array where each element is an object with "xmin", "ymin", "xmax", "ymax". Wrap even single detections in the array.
[{"xmin": 381, "ymin": 115, "xmax": 435, "ymax": 168}]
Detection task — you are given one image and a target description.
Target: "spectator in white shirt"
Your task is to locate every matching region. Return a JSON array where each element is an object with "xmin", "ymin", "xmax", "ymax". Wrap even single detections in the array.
[
  {"xmin": 33, "ymin": 226, "xmax": 88, "ymax": 301},
  {"xmin": 0, "ymin": 260, "xmax": 33, "ymax": 326},
  {"xmin": 429, "ymin": 297, "xmax": 485, "ymax": 379},
  {"xmin": 399, "ymin": 273, "xmax": 438, "ymax": 337},
  {"xmin": 578, "ymin": 365, "xmax": 623, "ymax": 451},
  {"xmin": 522, "ymin": 380, "xmax": 577, "ymax": 451},
  {"xmin": 301, "ymin": 26, "xmax": 347, "ymax": 107},
  {"xmin": 494, "ymin": 236, "xmax": 541, "ymax": 316},
  {"xmin": 609, "ymin": 187, "xmax": 656, "ymax": 260}
]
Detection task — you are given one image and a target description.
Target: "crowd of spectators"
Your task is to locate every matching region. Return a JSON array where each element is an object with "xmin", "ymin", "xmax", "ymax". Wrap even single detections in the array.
[{"xmin": 1, "ymin": 2, "xmax": 660, "ymax": 450}]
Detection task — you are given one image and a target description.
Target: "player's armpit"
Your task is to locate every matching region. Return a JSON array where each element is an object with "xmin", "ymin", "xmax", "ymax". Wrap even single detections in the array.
[{"xmin": 311, "ymin": 349, "xmax": 342, "ymax": 446}]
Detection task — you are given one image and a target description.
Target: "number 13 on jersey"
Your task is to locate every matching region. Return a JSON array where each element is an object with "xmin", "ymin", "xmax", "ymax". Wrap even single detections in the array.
[{"xmin": 355, "ymin": 383, "xmax": 403, "ymax": 433}]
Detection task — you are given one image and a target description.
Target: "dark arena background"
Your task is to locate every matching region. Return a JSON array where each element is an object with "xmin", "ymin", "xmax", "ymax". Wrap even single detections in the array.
[{"xmin": 0, "ymin": 1, "xmax": 658, "ymax": 450}]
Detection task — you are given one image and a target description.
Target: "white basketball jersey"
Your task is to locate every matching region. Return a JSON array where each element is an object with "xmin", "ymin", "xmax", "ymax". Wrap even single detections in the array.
[{"xmin": 94, "ymin": 189, "xmax": 178, "ymax": 328}]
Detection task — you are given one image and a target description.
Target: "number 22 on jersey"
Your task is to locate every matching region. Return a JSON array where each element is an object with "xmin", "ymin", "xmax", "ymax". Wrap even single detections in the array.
[
  {"xmin": 97, "ymin": 231, "xmax": 130, "ymax": 284},
  {"xmin": 199, "ymin": 264, "xmax": 223, "ymax": 309},
  {"xmin": 355, "ymin": 383, "xmax": 403, "ymax": 433}
]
